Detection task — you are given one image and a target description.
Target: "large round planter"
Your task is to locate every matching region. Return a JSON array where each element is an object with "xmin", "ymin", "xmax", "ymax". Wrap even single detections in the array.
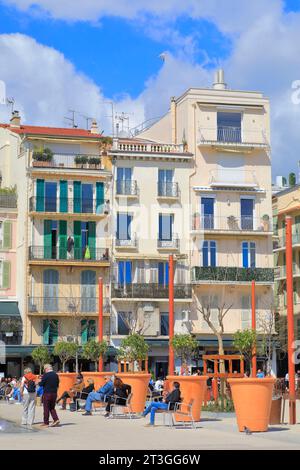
[
  {"xmin": 116, "ymin": 373, "xmax": 151, "ymax": 413},
  {"xmin": 81, "ymin": 372, "xmax": 114, "ymax": 391},
  {"xmin": 228, "ymin": 377, "xmax": 275, "ymax": 432},
  {"xmin": 167, "ymin": 375, "xmax": 208, "ymax": 422},
  {"xmin": 57, "ymin": 372, "xmax": 77, "ymax": 398}
]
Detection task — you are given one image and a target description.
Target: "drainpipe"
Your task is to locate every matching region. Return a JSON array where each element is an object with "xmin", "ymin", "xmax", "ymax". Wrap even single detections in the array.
[{"xmin": 171, "ymin": 97, "xmax": 177, "ymax": 145}]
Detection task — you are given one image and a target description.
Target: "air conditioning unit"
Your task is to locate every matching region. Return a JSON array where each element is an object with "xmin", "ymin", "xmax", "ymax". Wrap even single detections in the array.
[
  {"xmin": 143, "ymin": 304, "xmax": 154, "ymax": 312},
  {"xmin": 181, "ymin": 310, "xmax": 190, "ymax": 322}
]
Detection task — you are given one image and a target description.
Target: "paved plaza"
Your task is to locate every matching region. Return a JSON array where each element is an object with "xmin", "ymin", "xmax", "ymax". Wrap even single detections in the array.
[{"xmin": 0, "ymin": 402, "xmax": 300, "ymax": 450}]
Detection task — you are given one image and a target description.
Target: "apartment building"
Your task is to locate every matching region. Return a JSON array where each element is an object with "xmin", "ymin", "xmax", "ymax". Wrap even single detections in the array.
[
  {"xmin": 109, "ymin": 138, "xmax": 193, "ymax": 377},
  {"xmin": 139, "ymin": 70, "xmax": 274, "ymax": 358},
  {"xmin": 0, "ymin": 114, "xmax": 112, "ymax": 370}
]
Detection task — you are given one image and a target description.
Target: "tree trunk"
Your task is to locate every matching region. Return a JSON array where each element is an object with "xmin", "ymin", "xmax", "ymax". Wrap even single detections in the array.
[
  {"xmin": 95, "ymin": 361, "xmax": 98, "ymax": 372},
  {"xmin": 217, "ymin": 334, "xmax": 226, "ymax": 411},
  {"xmin": 75, "ymin": 351, "xmax": 79, "ymax": 373},
  {"xmin": 62, "ymin": 361, "xmax": 65, "ymax": 373}
]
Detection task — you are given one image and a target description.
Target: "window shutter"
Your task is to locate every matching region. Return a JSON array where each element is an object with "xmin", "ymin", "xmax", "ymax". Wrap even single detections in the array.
[
  {"xmin": 81, "ymin": 319, "xmax": 88, "ymax": 344},
  {"xmin": 36, "ymin": 179, "xmax": 45, "ymax": 212},
  {"xmin": 96, "ymin": 182, "xmax": 104, "ymax": 214},
  {"xmin": 44, "ymin": 220, "xmax": 52, "ymax": 259},
  {"xmin": 74, "ymin": 221, "xmax": 82, "ymax": 260},
  {"xmin": 89, "ymin": 320, "xmax": 96, "ymax": 340},
  {"xmin": 43, "ymin": 320, "xmax": 50, "ymax": 345},
  {"xmin": 50, "ymin": 319, "xmax": 58, "ymax": 344},
  {"xmin": 59, "ymin": 181, "xmax": 68, "ymax": 213},
  {"xmin": 59, "ymin": 220, "xmax": 67, "ymax": 259},
  {"xmin": 2, "ymin": 221, "xmax": 12, "ymax": 250},
  {"xmin": 73, "ymin": 181, "xmax": 81, "ymax": 213},
  {"xmin": 2, "ymin": 261, "xmax": 11, "ymax": 288},
  {"xmin": 88, "ymin": 222, "xmax": 96, "ymax": 259}
]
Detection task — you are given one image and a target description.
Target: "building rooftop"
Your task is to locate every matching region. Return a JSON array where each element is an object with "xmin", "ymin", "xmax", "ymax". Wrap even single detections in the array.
[{"xmin": 0, "ymin": 123, "xmax": 104, "ymax": 140}]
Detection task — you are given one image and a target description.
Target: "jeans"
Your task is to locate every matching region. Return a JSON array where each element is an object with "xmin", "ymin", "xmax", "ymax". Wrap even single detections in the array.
[
  {"xmin": 85, "ymin": 391, "xmax": 105, "ymax": 412},
  {"xmin": 22, "ymin": 393, "xmax": 36, "ymax": 425},
  {"xmin": 143, "ymin": 402, "xmax": 168, "ymax": 425},
  {"xmin": 13, "ymin": 389, "xmax": 22, "ymax": 402}
]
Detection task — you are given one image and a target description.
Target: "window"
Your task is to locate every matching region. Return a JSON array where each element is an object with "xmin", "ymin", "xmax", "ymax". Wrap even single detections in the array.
[
  {"xmin": 202, "ymin": 241, "xmax": 216, "ymax": 267},
  {"xmin": 73, "ymin": 181, "xmax": 93, "ymax": 213},
  {"xmin": 158, "ymin": 169, "xmax": 174, "ymax": 196},
  {"xmin": 43, "ymin": 269, "xmax": 59, "ymax": 312},
  {"xmin": 217, "ymin": 112, "xmax": 241, "ymax": 142},
  {"xmin": 45, "ymin": 182, "xmax": 57, "ymax": 212},
  {"xmin": 81, "ymin": 319, "xmax": 96, "ymax": 344},
  {"xmin": 241, "ymin": 198, "xmax": 254, "ymax": 230},
  {"xmin": 117, "ymin": 168, "xmax": 132, "ymax": 194},
  {"xmin": 117, "ymin": 312, "xmax": 130, "ymax": 335},
  {"xmin": 0, "ymin": 260, "xmax": 11, "ymax": 289},
  {"xmin": 118, "ymin": 260, "xmax": 132, "ymax": 285},
  {"xmin": 81, "ymin": 270, "xmax": 96, "ymax": 312},
  {"xmin": 241, "ymin": 296, "xmax": 251, "ymax": 330},
  {"xmin": 43, "ymin": 319, "xmax": 58, "ymax": 345},
  {"xmin": 158, "ymin": 262, "xmax": 169, "ymax": 286},
  {"xmin": 159, "ymin": 214, "xmax": 173, "ymax": 241},
  {"xmin": 0, "ymin": 222, "xmax": 3, "ymax": 248},
  {"xmin": 117, "ymin": 213, "xmax": 132, "ymax": 241},
  {"xmin": 135, "ymin": 260, "xmax": 145, "ymax": 283},
  {"xmin": 201, "ymin": 197, "xmax": 214, "ymax": 229},
  {"xmin": 160, "ymin": 313, "xmax": 169, "ymax": 336},
  {"xmin": 242, "ymin": 241, "xmax": 256, "ymax": 268}
]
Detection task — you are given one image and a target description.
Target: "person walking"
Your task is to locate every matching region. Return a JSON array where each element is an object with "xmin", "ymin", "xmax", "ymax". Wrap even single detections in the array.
[
  {"xmin": 20, "ymin": 367, "xmax": 37, "ymax": 427},
  {"xmin": 39, "ymin": 364, "xmax": 60, "ymax": 427}
]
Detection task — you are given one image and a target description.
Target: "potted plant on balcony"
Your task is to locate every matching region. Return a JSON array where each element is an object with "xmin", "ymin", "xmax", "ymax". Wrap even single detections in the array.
[
  {"xmin": 31, "ymin": 345, "xmax": 51, "ymax": 375},
  {"xmin": 168, "ymin": 334, "xmax": 208, "ymax": 422},
  {"xmin": 81, "ymin": 339, "xmax": 113, "ymax": 389},
  {"xmin": 261, "ymin": 214, "xmax": 270, "ymax": 232},
  {"xmin": 116, "ymin": 333, "xmax": 151, "ymax": 413},
  {"xmin": 74, "ymin": 155, "xmax": 88, "ymax": 168},
  {"xmin": 88, "ymin": 157, "xmax": 101, "ymax": 169},
  {"xmin": 228, "ymin": 329, "xmax": 275, "ymax": 432},
  {"xmin": 54, "ymin": 340, "xmax": 80, "ymax": 397},
  {"xmin": 32, "ymin": 147, "xmax": 53, "ymax": 167}
]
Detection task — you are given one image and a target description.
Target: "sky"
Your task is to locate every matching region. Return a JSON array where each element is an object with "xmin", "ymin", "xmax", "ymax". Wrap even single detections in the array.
[{"xmin": 0, "ymin": 0, "xmax": 300, "ymax": 177}]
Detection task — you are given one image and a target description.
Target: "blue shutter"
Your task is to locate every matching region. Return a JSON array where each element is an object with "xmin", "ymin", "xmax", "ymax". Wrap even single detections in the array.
[
  {"xmin": 242, "ymin": 242, "xmax": 249, "ymax": 268},
  {"xmin": 210, "ymin": 241, "xmax": 216, "ymax": 267},
  {"xmin": 127, "ymin": 214, "xmax": 132, "ymax": 240},
  {"xmin": 159, "ymin": 214, "xmax": 162, "ymax": 240},
  {"xmin": 118, "ymin": 261, "xmax": 125, "ymax": 285},
  {"xmin": 158, "ymin": 262, "xmax": 164, "ymax": 285},
  {"xmin": 165, "ymin": 262, "xmax": 169, "ymax": 285},
  {"xmin": 202, "ymin": 241, "xmax": 209, "ymax": 267},
  {"xmin": 250, "ymin": 242, "xmax": 256, "ymax": 268},
  {"xmin": 125, "ymin": 261, "xmax": 132, "ymax": 284}
]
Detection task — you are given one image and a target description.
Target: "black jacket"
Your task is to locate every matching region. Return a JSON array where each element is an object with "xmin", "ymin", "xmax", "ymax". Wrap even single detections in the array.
[
  {"xmin": 165, "ymin": 388, "xmax": 181, "ymax": 410},
  {"xmin": 115, "ymin": 383, "xmax": 131, "ymax": 400},
  {"xmin": 39, "ymin": 371, "xmax": 59, "ymax": 394}
]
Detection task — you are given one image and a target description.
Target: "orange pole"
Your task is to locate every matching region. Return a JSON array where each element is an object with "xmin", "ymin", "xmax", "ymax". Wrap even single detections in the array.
[
  {"xmin": 251, "ymin": 280, "xmax": 257, "ymax": 377},
  {"xmin": 98, "ymin": 277, "xmax": 104, "ymax": 372},
  {"xmin": 286, "ymin": 216, "xmax": 296, "ymax": 424},
  {"xmin": 168, "ymin": 255, "xmax": 175, "ymax": 375}
]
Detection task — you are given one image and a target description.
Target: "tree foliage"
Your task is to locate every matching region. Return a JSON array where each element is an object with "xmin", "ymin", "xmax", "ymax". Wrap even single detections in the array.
[
  {"xmin": 233, "ymin": 329, "xmax": 257, "ymax": 372},
  {"xmin": 171, "ymin": 334, "xmax": 198, "ymax": 372},
  {"xmin": 31, "ymin": 346, "xmax": 51, "ymax": 374},
  {"xmin": 82, "ymin": 339, "xmax": 109, "ymax": 370},
  {"xmin": 117, "ymin": 333, "xmax": 149, "ymax": 367},
  {"xmin": 54, "ymin": 341, "xmax": 80, "ymax": 372}
]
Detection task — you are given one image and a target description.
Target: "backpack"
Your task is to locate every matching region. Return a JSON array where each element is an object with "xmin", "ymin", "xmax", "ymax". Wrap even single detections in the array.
[{"xmin": 25, "ymin": 377, "xmax": 36, "ymax": 393}]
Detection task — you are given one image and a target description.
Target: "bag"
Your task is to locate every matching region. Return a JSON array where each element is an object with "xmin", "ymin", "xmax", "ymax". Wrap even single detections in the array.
[
  {"xmin": 69, "ymin": 402, "xmax": 77, "ymax": 412},
  {"xmin": 26, "ymin": 379, "xmax": 36, "ymax": 393}
]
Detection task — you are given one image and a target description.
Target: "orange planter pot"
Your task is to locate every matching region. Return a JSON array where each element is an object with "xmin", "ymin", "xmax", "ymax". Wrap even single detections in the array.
[
  {"xmin": 228, "ymin": 377, "xmax": 275, "ymax": 432},
  {"xmin": 117, "ymin": 373, "xmax": 151, "ymax": 413},
  {"xmin": 81, "ymin": 372, "xmax": 114, "ymax": 391},
  {"xmin": 57, "ymin": 373, "xmax": 77, "ymax": 398},
  {"xmin": 167, "ymin": 375, "xmax": 208, "ymax": 422}
]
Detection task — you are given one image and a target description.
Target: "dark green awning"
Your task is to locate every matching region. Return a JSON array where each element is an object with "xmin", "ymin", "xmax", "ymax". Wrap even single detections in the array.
[{"xmin": 0, "ymin": 302, "xmax": 20, "ymax": 317}]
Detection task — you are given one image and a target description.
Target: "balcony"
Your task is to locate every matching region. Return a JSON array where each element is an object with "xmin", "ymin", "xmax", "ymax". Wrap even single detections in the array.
[
  {"xmin": 273, "ymin": 233, "xmax": 300, "ymax": 251},
  {"xmin": 28, "ymin": 297, "xmax": 110, "ymax": 315},
  {"xmin": 29, "ymin": 197, "xmax": 109, "ymax": 217},
  {"xmin": 111, "ymin": 283, "xmax": 192, "ymax": 299},
  {"xmin": 198, "ymin": 127, "xmax": 269, "ymax": 150},
  {"xmin": 192, "ymin": 266, "xmax": 274, "ymax": 284},
  {"xmin": 31, "ymin": 153, "xmax": 104, "ymax": 171},
  {"xmin": 209, "ymin": 169, "xmax": 258, "ymax": 188},
  {"xmin": 191, "ymin": 214, "xmax": 272, "ymax": 233},
  {"xmin": 115, "ymin": 237, "xmax": 138, "ymax": 250},
  {"xmin": 28, "ymin": 246, "xmax": 110, "ymax": 264},
  {"xmin": 116, "ymin": 180, "xmax": 138, "ymax": 197},
  {"xmin": 274, "ymin": 263, "xmax": 300, "ymax": 280},
  {"xmin": 157, "ymin": 181, "xmax": 179, "ymax": 199},
  {"xmin": 0, "ymin": 194, "xmax": 17, "ymax": 208},
  {"xmin": 157, "ymin": 235, "xmax": 180, "ymax": 251},
  {"xmin": 115, "ymin": 141, "xmax": 186, "ymax": 154}
]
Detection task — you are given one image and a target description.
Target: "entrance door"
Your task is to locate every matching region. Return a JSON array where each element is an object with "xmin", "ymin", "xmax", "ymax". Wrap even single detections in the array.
[{"xmin": 155, "ymin": 361, "xmax": 168, "ymax": 379}]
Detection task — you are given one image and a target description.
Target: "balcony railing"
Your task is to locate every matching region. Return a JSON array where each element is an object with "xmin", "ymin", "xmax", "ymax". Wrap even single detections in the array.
[
  {"xmin": 111, "ymin": 283, "xmax": 192, "ymax": 299},
  {"xmin": 29, "ymin": 246, "xmax": 109, "ymax": 262},
  {"xmin": 191, "ymin": 214, "xmax": 272, "ymax": 232},
  {"xmin": 31, "ymin": 153, "xmax": 103, "ymax": 170},
  {"xmin": 157, "ymin": 235, "xmax": 180, "ymax": 250},
  {"xmin": 198, "ymin": 127, "xmax": 269, "ymax": 147},
  {"xmin": 28, "ymin": 297, "xmax": 110, "ymax": 314},
  {"xmin": 29, "ymin": 197, "xmax": 108, "ymax": 215},
  {"xmin": 209, "ymin": 169, "xmax": 258, "ymax": 187},
  {"xmin": 116, "ymin": 180, "xmax": 138, "ymax": 196},
  {"xmin": 0, "ymin": 194, "xmax": 17, "ymax": 208},
  {"xmin": 157, "ymin": 181, "xmax": 179, "ymax": 198},
  {"xmin": 273, "ymin": 233, "xmax": 300, "ymax": 250},
  {"xmin": 192, "ymin": 266, "xmax": 274, "ymax": 283},
  {"xmin": 274, "ymin": 263, "xmax": 300, "ymax": 280},
  {"xmin": 115, "ymin": 237, "xmax": 138, "ymax": 249}
]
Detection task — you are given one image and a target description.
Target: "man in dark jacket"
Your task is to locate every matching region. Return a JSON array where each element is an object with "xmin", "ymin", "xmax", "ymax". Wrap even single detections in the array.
[
  {"xmin": 142, "ymin": 381, "xmax": 181, "ymax": 426},
  {"xmin": 39, "ymin": 364, "xmax": 60, "ymax": 427}
]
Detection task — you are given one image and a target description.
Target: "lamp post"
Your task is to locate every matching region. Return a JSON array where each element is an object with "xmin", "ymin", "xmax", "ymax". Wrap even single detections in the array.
[
  {"xmin": 168, "ymin": 255, "xmax": 175, "ymax": 375},
  {"xmin": 98, "ymin": 277, "xmax": 104, "ymax": 372},
  {"xmin": 251, "ymin": 280, "xmax": 257, "ymax": 377},
  {"xmin": 286, "ymin": 216, "xmax": 296, "ymax": 424}
]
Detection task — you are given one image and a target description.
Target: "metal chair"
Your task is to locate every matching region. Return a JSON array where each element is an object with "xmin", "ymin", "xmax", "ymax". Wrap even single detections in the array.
[
  {"xmin": 155, "ymin": 401, "xmax": 178, "ymax": 427},
  {"xmin": 174, "ymin": 399, "xmax": 196, "ymax": 429},
  {"xmin": 109, "ymin": 393, "xmax": 133, "ymax": 419}
]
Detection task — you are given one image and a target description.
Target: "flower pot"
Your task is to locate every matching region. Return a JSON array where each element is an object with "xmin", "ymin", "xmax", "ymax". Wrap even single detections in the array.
[
  {"xmin": 116, "ymin": 373, "xmax": 151, "ymax": 413},
  {"xmin": 57, "ymin": 372, "xmax": 77, "ymax": 398},
  {"xmin": 81, "ymin": 371, "xmax": 114, "ymax": 391},
  {"xmin": 167, "ymin": 375, "xmax": 208, "ymax": 422},
  {"xmin": 228, "ymin": 377, "xmax": 275, "ymax": 432}
]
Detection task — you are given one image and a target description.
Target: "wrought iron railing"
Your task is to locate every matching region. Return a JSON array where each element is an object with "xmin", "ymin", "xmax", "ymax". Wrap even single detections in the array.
[
  {"xmin": 111, "ymin": 283, "xmax": 192, "ymax": 299},
  {"xmin": 116, "ymin": 180, "xmax": 138, "ymax": 196},
  {"xmin": 157, "ymin": 235, "xmax": 180, "ymax": 250},
  {"xmin": 115, "ymin": 237, "xmax": 138, "ymax": 248},
  {"xmin": 28, "ymin": 297, "xmax": 110, "ymax": 314},
  {"xmin": 29, "ymin": 196, "xmax": 108, "ymax": 215},
  {"xmin": 217, "ymin": 126, "xmax": 241, "ymax": 143},
  {"xmin": 157, "ymin": 181, "xmax": 179, "ymax": 198},
  {"xmin": 28, "ymin": 246, "xmax": 109, "ymax": 262},
  {"xmin": 0, "ymin": 194, "xmax": 17, "ymax": 208},
  {"xmin": 191, "ymin": 214, "xmax": 272, "ymax": 232},
  {"xmin": 31, "ymin": 153, "xmax": 103, "ymax": 170}
]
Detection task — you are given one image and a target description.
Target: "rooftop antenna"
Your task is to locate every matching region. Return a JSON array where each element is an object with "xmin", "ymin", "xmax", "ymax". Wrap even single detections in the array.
[
  {"xmin": 6, "ymin": 97, "xmax": 15, "ymax": 114},
  {"xmin": 101, "ymin": 100, "xmax": 115, "ymax": 137},
  {"xmin": 64, "ymin": 109, "xmax": 78, "ymax": 128},
  {"xmin": 80, "ymin": 114, "xmax": 95, "ymax": 130},
  {"xmin": 115, "ymin": 112, "xmax": 133, "ymax": 135}
]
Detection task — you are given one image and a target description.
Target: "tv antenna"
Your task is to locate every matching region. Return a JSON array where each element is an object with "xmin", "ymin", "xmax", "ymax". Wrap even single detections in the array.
[
  {"xmin": 64, "ymin": 109, "xmax": 79, "ymax": 128},
  {"xmin": 115, "ymin": 112, "xmax": 133, "ymax": 135},
  {"xmin": 6, "ymin": 97, "xmax": 15, "ymax": 114},
  {"xmin": 80, "ymin": 114, "xmax": 95, "ymax": 130}
]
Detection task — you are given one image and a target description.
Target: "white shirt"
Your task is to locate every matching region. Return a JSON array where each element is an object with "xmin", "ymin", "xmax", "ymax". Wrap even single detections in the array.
[{"xmin": 154, "ymin": 380, "xmax": 164, "ymax": 391}]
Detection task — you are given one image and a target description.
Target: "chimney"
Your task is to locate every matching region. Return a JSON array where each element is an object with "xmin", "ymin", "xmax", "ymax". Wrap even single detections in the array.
[
  {"xmin": 171, "ymin": 97, "xmax": 177, "ymax": 144},
  {"xmin": 10, "ymin": 110, "xmax": 21, "ymax": 128},
  {"xmin": 213, "ymin": 69, "xmax": 227, "ymax": 90},
  {"xmin": 90, "ymin": 119, "xmax": 99, "ymax": 134}
]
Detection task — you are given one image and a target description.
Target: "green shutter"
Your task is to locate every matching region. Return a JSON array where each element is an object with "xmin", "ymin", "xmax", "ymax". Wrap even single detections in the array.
[
  {"xmin": 88, "ymin": 222, "xmax": 96, "ymax": 259},
  {"xmin": 81, "ymin": 319, "xmax": 88, "ymax": 344},
  {"xmin": 50, "ymin": 319, "xmax": 58, "ymax": 345},
  {"xmin": 43, "ymin": 320, "xmax": 50, "ymax": 345},
  {"xmin": 73, "ymin": 181, "xmax": 81, "ymax": 213},
  {"xmin": 60, "ymin": 181, "xmax": 68, "ymax": 213},
  {"xmin": 36, "ymin": 179, "xmax": 45, "ymax": 212},
  {"xmin": 2, "ymin": 261, "xmax": 11, "ymax": 288},
  {"xmin": 89, "ymin": 320, "xmax": 96, "ymax": 340},
  {"xmin": 2, "ymin": 221, "xmax": 12, "ymax": 249},
  {"xmin": 59, "ymin": 220, "xmax": 67, "ymax": 259},
  {"xmin": 96, "ymin": 182, "xmax": 104, "ymax": 214},
  {"xmin": 74, "ymin": 221, "xmax": 82, "ymax": 260},
  {"xmin": 44, "ymin": 220, "xmax": 52, "ymax": 259}
]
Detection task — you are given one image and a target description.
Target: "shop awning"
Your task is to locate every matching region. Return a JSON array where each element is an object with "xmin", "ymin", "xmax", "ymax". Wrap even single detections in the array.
[{"xmin": 0, "ymin": 302, "xmax": 20, "ymax": 317}]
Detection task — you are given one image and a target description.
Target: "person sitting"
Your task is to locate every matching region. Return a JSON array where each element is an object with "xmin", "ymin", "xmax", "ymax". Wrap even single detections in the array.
[
  {"xmin": 104, "ymin": 377, "xmax": 131, "ymax": 417},
  {"xmin": 71, "ymin": 378, "xmax": 95, "ymax": 411},
  {"xmin": 256, "ymin": 369, "xmax": 265, "ymax": 378},
  {"xmin": 142, "ymin": 381, "xmax": 181, "ymax": 426},
  {"xmin": 56, "ymin": 375, "xmax": 85, "ymax": 410},
  {"xmin": 0, "ymin": 378, "xmax": 7, "ymax": 399},
  {"xmin": 82, "ymin": 376, "xmax": 114, "ymax": 416}
]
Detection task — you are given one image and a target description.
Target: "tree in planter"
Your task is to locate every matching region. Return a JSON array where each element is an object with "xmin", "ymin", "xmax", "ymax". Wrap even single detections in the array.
[
  {"xmin": 31, "ymin": 345, "xmax": 51, "ymax": 374},
  {"xmin": 119, "ymin": 303, "xmax": 151, "ymax": 335},
  {"xmin": 171, "ymin": 334, "xmax": 198, "ymax": 375},
  {"xmin": 32, "ymin": 147, "xmax": 53, "ymax": 162},
  {"xmin": 54, "ymin": 341, "xmax": 80, "ymax": 372},
  {"xmin": 233, "ymin": 329, "xmax": 257, "ymax": 375},
  {"xmin": 82, "ymin": 339, "xmax": 109, "ymax": 371},
  {"xmin": 74, "ymin": 155, "xmax": 88, "ymax": 167},
  {"xmin": 117, "ymin": 333, "xmax": 149, "ymax": 372},
  {"xmin": 257, "ymin": 309, "xmax": 276, "ymax": 376}
]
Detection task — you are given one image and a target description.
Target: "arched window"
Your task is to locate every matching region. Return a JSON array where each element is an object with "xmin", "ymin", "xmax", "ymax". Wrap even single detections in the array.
[
  {"xmin": 43, "ymin": 269, "xmax": 59, "ymax": 312},
  {"xmin": 81, "ymin": 270, "xmax": 96, "ymax": 312}
]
